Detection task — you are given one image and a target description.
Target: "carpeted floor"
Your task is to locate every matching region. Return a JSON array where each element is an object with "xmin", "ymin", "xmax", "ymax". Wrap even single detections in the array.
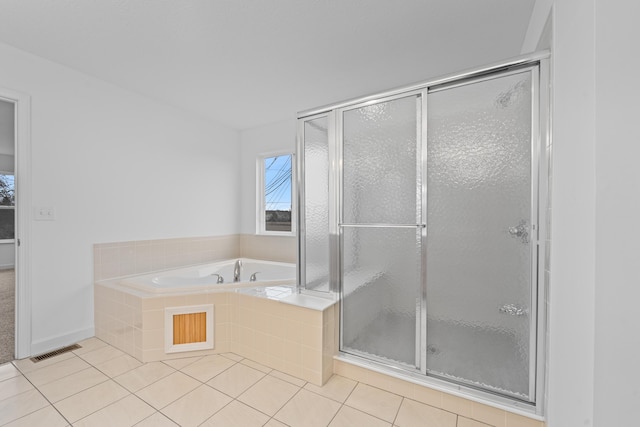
[{"xmin": 0, "ymin": 268, "xmax": 15, "ymax": 365}]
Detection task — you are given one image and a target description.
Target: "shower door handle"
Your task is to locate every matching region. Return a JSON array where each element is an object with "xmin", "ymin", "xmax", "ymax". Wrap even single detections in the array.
[{"xmin": 508, "ymin": 221, "xmax": 529, "ymax": 243}]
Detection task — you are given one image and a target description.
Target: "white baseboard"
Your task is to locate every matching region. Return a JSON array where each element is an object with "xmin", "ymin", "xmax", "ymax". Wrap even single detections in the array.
[{"xmin": 29, "ymin": 327, "xmax": 95, "ymax": 358}]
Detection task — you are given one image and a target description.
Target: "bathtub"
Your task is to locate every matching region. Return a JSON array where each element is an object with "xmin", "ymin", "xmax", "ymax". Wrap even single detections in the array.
[{"xmin": 119, "ymin": 258, "xmax": 296, "ymax": 294}]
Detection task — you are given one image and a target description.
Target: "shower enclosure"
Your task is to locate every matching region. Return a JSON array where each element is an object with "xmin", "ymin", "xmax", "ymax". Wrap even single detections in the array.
[{"xmin": 297, "ymin": 53, "xmax": 549, "ymax": 409}]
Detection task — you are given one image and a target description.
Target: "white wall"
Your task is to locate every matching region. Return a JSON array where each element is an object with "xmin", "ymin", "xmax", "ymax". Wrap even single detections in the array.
[
  {"xmin": 239, "ymin": 119, "xmax": 296, "ymax": 234},
  {"xmin": 593, "ymin": 1, "xmax": 640, "ymax": 425},
  {"xmin": 524, "ymin": 0, "xmax": 640, "ymax": 425},
  {"xmin": 545, "ymin": 4, "xmax": 597, "ymax": 425},
  {"xmin": 524, "ymin": 1, "xmax": 597, "ymax": 425},
  {"xmin": 0, "ymin": 41, "xmax": 240, "ymax": 354}
]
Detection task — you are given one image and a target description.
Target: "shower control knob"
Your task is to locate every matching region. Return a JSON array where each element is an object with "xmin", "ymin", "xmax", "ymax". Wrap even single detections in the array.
[
  {"xmin": 499, "ymin": 304, "xmax": 528, "ymax": 316},
  {"xmin": 508, "ymin": 221, "xmax": 529, "ymax": 243}
]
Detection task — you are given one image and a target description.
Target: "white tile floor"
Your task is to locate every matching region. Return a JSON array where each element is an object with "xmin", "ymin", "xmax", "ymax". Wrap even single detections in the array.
[{"xmin": 0, "ymin": 337, "xmax": 478, "ymax": 427}]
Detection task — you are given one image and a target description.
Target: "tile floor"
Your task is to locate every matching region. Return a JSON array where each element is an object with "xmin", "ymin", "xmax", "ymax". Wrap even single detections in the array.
[{"xmin": 0, "ymin": 337, "xmax": 488, "ymax": 427}]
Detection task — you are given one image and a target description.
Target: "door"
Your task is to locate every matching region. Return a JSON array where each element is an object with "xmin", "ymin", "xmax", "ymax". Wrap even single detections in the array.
[
  {"xmin": 425, "ymin": 67, "xmax": 538, "ymax": 401},
  {"xmin": 339, "ymin": 93, "xmax": 424, "ymax": 368}
]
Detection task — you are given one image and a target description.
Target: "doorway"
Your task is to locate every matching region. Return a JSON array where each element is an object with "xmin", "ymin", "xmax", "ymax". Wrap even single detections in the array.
[{"xmin": 0, "ymin": 87, "xmax": 31, "ymax": 363}]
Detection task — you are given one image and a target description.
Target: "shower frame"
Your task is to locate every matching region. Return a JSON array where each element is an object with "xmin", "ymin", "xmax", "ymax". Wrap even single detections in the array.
[{"xmin": 296, "ymin": 51, "xmax": 550, "ymax": 415}]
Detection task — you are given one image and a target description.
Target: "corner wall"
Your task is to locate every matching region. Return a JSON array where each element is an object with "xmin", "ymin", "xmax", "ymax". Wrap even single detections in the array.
[
  {"xmin": 0, "ymin": 41, "xmax": 241, "ymax": 355},
  {"xmin": 522, "ymin": 1, "xmax": 598, "ymax": 426},
  {"xmin": 593, "ymin": 1, "xmax": 640, "ymax": 426}
]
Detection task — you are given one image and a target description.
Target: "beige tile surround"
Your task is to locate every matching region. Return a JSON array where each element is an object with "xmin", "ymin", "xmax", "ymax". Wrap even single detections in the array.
[
  {"xmin": 239, "ymin": 234, "xmax": 296, "ymax": 264},
  {"xmin": 94, "ymin": 283, "xmax": 335, "ymax": 386},
  {"xmin": 93, "ymin": 235, "xmax": 545, "ymax": 426},
  {"xmin": 94, "ymin": 233, "xmax": 310, "ymax": 378},
  {"xmin": 94, "ymin": 234, "xmax": 296, "ymax": 282},
  {"xmin": 231, "ymin": 292, "xmax": 335, "ymax": 385}
]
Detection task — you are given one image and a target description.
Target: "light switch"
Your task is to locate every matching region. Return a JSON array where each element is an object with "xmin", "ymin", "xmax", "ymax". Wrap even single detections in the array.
[{"xmin": 34, "ymin": 206, "xmax": 55, "ymax": 221}]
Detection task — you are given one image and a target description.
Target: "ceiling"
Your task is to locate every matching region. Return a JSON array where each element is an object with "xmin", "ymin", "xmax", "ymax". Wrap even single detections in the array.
[{"xmin": 0, "ymin": 0, "xmax": 536, "ymax": 130}]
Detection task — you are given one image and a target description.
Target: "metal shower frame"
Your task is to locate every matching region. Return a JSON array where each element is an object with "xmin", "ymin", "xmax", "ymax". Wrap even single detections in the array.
[{"xmin": 296, "ymin": 50, "xmax": 550, "ymax": 416}]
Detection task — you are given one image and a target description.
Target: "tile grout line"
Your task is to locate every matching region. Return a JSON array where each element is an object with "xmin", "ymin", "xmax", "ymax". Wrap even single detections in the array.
[
  {"xmin": 196, "ymin": 395, "xmax": 237, "ymax": 426},
  {"xmin": 54, "ymin": 348, "xmax": 140, "ymax": 425},
  {"xmin": 131, "ymin": 355, "xmax": 288, "ymax": 425},
  {"xmin": 113, "ymin": 362, "xmax": 178, "ymax": 394},
  {"xmin": 8, "ymin": 341, "xmax": 176, "ymax": 426},
  {"xmin": 8, "ymin": 342, "xmax": 460, "ymax": 427},
  {"xmin": 81, "ymin": 347, "xmax": 180, "ymax": 410},
  {"xmin": 11, "ymin": 363, "xmax": 74, "ymax": 426},
  {"xmin": 133, "ymin": 355, "xmax": 259, "ymax": 425},
  {"xmin": 392, "ymin": 396, "xmax": 405, "ymax": 426},
  {"xmin": 173, "ymin": 354, "xmax": 240, "ymax": 385},
  {"xmin": 268, "ymin": 385, "xmax": 304, "ymax": 426},
  {"xmin": 132, "ymin": 409, "xmax": 172, "ymax": 427},
  {"xmin": 203, "ymin": 375, "xmax": 280, "ymax": 426},
  {"xmin": 72, "ymin": 391, "xmax": 137, "ymax": 426},
  {"xmin": 311, "ymin": 377, "xmax": 361, "ymax": 427},
  {"xmin": 28, "ymin": 342, "xmax": 156, "ymax": 426}
]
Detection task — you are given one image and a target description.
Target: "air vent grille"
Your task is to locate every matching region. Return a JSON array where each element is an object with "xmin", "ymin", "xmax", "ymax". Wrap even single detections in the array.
[{"xmin": 30, "ymin": 344, "xmax": 81, "ymax": 363}]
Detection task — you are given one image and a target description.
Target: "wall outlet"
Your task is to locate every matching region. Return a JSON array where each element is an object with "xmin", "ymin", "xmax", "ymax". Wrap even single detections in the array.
[{"xmin": 34, "ymin": 206, "xmax": 56, "ymax": 221}]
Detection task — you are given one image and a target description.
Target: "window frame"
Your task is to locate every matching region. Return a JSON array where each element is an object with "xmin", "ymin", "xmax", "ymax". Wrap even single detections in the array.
[{"xmin": 256, "ymin": 151, "xmax": 296, "ymax": 236}]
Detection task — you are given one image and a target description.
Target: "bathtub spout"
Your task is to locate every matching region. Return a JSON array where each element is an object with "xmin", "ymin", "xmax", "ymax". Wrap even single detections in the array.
[{"xmin": 234, "ymin": 259, "xmax": 242, "ymax": 282}]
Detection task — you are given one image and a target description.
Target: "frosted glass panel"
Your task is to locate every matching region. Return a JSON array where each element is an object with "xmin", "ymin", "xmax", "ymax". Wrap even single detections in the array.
[
  {"xmin": 303, "ymin": 117, "xmax": 330, "ymax": 292},
  {"xmin": 343, "ymin": 96, "xmax": 419, "ymax": 224},
  {"xmin": 341, "ymin": 227, "xmax": 421, "ymax": 366},
  {"xmin": 426, "ymin": 71, "xmax": 533, "ymax": 399}
]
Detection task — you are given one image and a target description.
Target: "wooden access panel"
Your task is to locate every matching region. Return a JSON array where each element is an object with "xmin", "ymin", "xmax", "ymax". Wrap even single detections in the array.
[{"xmin": 173, "ymin": 312, "xmax": 207, "ymax": 345}]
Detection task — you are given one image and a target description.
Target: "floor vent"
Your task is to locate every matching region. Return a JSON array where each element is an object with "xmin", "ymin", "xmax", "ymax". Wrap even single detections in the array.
[{"xmin": 30, "ymin": 344, "xmax": 81, "ymax": 363}]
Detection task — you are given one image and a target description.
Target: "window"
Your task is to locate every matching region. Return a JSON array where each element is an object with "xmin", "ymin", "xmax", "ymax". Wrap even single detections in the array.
[
  {"xmin": 0, "ymin": 173, "xmax": 14, "ymax": 241},
  {"xmin": 258, "ymin": 154, "xmax": 294, "ymax": 234}
]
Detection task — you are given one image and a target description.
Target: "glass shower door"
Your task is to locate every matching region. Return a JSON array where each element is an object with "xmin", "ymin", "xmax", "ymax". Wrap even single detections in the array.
[
  {"xmin": 299, "ymin": 54, "xmax": 547, "ymax": 407},
  {"xmin": 340, "ymin": 94, "xmax": 423, "ymax": 368},
  {"xmin": 425, "ymin": 69, "xmax": 537, "ymax": 401}
]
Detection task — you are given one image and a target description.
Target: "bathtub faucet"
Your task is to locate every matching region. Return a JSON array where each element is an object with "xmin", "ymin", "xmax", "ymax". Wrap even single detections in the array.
[
  {"xmin": 234, "ymin": 259, "xmax": 242, "ymax": 282},
  {"xmin": 210, "ymin": 273, "xmax": 224, "ymax": 284}
]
